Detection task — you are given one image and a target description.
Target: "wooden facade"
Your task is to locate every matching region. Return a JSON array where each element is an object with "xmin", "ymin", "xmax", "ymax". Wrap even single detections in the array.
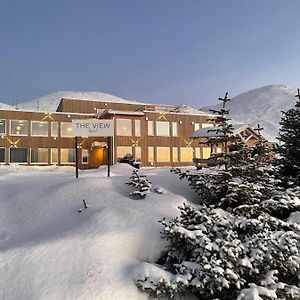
[{"xmin": 0, "ymin": 98, "xmax": 215, "ymax": 168}]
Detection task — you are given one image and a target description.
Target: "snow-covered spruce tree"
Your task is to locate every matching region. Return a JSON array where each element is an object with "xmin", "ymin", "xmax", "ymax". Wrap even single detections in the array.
[
  {"xmin": 277, "ymin": 88, "xmax": 300, "ymax": 187},
  {"xmin": 136, "ymin": 93, "xmax": 300, "ymax": 300},
  {"xmin": 203, "ymin": 92, "xmax": 247, "ymax": 169},
  {"xmin": 126, "ymin": 170, "xmax": 152, "ymax": 199},
  {"xmin": 126, "ymin": 170, "xmax": 163, "ymax": 199},
  {"xmin": 136, "ymin": 204, "xmax": 300, "ymax": 300}
]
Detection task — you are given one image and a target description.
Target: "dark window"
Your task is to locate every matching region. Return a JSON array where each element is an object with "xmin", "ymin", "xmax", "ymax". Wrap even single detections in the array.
[
  {"xmin": 10, "ymin": 148, "xmax": 27, "ymax": 163},
  {"xmin": 0, "ymin": 148, "xmax": 5, "ymax": 162}
]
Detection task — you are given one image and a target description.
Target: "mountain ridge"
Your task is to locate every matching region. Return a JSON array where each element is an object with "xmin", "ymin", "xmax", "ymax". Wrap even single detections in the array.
[{"xmin": 201, "ymin": 84, "xmax": 297, "ymax": 141}]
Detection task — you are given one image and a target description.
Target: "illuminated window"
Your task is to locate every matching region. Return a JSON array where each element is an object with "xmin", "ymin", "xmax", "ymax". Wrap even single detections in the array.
[
  {"xmin": 194, "ymin": 123, "xmax": 200, "ymax": 131},
  {"xmin": 216, "ymin": 147, "xmax": 222, "ymax": 154},
  {"xmin": 10, "ymin": 120, "xmax": 28, "ymax": 136},
  {"xmin": 135, "ymin": 120, "xmax": 141, "ymax": 136},
  {"xmin": 202, "ymin": 123, "xmax": 212, "ymax": 128},
  {"xmin": 203, "ymin": 147, "xmax": 211, "ymax": 159},
  {"xmin": 172, "ymin": 147, "xmax": 178, "ymax": 162},
  {"xmin": 135, "ymin": 146, "xmax": 141, "ymax": 161},
  {"xmin": 0, "ymin": 120, "xmax": 6, "ymax": 135},
  {"xmin": 61, "ymin": 148, "xmax": 76, "ymax": 163},
  {"xmin": 51, "ymin": 122, "xmax": 59, "ymax": 137},
  {"xmin": 117, "ymin": 119, "xmax": 132, "ymax": 136},
  {"xmin": 195, "ymin": 147, "xmax": 201, "ymax": 158},
  {"xmin": 10, "ymin": 148, "xmax": 27, "ymax": 163},
  {"xmin": 180, "ymin": 147, "xmax": 193, "ymax": 162},
  {"xmin": 157, "ymin": 147, "xmax": 170, "ymax": 162},
  {"xmin": 172, "ymin": 122, "xmax": 178, "ymax": 137},
  {"xmin": 31, "ymin": 121, "xmax": 48, "ymax": 136},
  {"xmin": 82, "ymin": 149, "xmax": 89, "ymax": 164},
  {"xmin": 116, "ymin": 146, "xmax": 132, "ymax": 159},
  {"xmin": 31, "ymin": 148, "xmax": 48, "ymax": 163},
  {"xmin": 51, "ymin": 148, "xmax": 58, "ymax": 164},
  {"xmin": 148, "ymin": 121, "xmax": 154, "ymax": 136},
  {"xmin": 156, "ymin": 121, "xmax": 170, "ymax": 136},
  {"xmin": 0, "ymin": 148, "xmax": 5, "ymax": 163},
  {"xmin": 148, "ymin": 146, "xmax": 154, "ymax": 162},
  {"xmin": 61, "ymin": 123, "xmax": 73, "ymax": 137}
]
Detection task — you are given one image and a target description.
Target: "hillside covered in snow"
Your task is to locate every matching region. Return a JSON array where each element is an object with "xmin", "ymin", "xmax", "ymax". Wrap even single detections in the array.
[{"xmin": 202, "ymin": 84, "xmax": 297, "ymax": 141}]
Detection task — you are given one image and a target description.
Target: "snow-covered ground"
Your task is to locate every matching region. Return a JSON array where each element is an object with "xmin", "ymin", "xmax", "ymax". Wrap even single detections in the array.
[{"xmin": 0, "ymin": 164, "xmax": 197, "ymax": 300}]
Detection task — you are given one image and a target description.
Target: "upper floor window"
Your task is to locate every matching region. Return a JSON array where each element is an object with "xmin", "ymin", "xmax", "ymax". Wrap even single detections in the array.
[
  {"xmin": 31, "ymin": 121, "xmax": 48, "ymax": 136},
  {"xmin": 117, "ymin": 119, "xmax": 132, "ymax": 136},
  {"xmin": 10, "ymin": 120, "xmax": 28, "ymax": 136},
  {"xmin": 156, "ymin": 121, "xmax": 170, "ymax": 136},
  {"xmin": 61, "ymin": 122, "xmax": 73, "ymax": 137},
  {"xmin": 135, "ymin": 120, "xmax": 141, "ymax": 137},
  {"xmin": 0, "ymin": 120, "xmax": 6, "ymax": 135},
  {"xmin": 194, "ymin": 123, "xmax": 200, "ymax": 131},
  {"xmin": 172, "ymin": 122, "xmax": 178, "ymax": 137},
  {"xmin": 148, "ymin": 121, "xmax": 154, "ymax": 136},
  {"xmin": 51, "ymin": 122, "xmax": 59, "ymax": 137}
]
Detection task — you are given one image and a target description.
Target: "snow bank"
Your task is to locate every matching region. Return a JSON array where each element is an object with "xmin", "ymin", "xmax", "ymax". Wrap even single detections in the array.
[{"xmin": 0, "ymin": 165, "xmax": 192, "ymax": 300}]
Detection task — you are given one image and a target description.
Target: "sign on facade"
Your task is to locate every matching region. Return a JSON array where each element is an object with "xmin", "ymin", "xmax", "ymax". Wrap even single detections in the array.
[{"xmin": 72, "ymin": 119, "xmax": 114, "ymax": 137}]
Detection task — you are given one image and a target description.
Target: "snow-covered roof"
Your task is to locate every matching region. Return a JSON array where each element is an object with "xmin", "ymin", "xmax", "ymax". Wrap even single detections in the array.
[{"xmin": 192, "ymin": 124, "xmax": 253, "ymax": 138}]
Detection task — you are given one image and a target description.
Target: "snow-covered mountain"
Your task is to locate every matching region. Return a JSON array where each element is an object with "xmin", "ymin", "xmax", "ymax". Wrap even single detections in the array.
[
  {"xmin": 0, "ymin": 102, "xmax": 15, "ymax": 110},
  {"xmin": 202, "ymin": 84, "xmax": 297, "ymax": 141},
  {"xmin": 18, "ymin": 91, "xmax": 146, "ymax": 112}
]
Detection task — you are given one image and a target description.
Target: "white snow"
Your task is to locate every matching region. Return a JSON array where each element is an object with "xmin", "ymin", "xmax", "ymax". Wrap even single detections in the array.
[
  {"xmin": 18, "ymin": 91, "xmax": 147, "ymax": 112},
  {"xmin": 202, "ymin": 84, "xmax": 297, "ymax": 141},
  {"xmin": 0, "ymin": 102, "xmax": 15, "ymax": 110},
  {"xmin": 0, "ymin": 164, "xmax": 197, "ymax": 300}
]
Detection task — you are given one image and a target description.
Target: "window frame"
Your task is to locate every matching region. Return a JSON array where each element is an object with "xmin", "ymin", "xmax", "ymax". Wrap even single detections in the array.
[
  {"xmin": 31, "ymin": 121, "xmax": 49, "ymax": 137},
  {"xmin": 116, "ymin": 119, "xmax": 132, "ymax": 136},
  {"xmin": 30, "ymin": 148, "xmax": 49, "ymax": 164},
  {"xmin": 51, "ymin": 122, "xmax": 59, "ymax": 137},
  {"xmin": 82, "ymin": 149, "xmax": 89, "ymax": 164},
  {"xmin": 60, "ymin": 148, "xmax": 76, "ymax": 164},
  {"xmin": 60, "ymin": 122, "xmax": 73, "ymax": 138},
  {"xmin": 156, "ymin": 146, "xmax": 171, "ymax": 162},
  {"xmin": 0, "ymin": 147, "xmax": 5, "ymax": 163},
  {"xmin": 51, "ymin": 148, "xmax": 58, "ymax": 164},
  {"xmin": 156, "ymin": 121, "xmax": 170, "ymax": 137},
  {"xmin": 0, "ymin": 119, "xmax": 6, "ymax": 135},
  {"xmin": 10, "ymin": 147, "xmax": 28, "ymax": 164},
  {"xmin": 10, "ymin": 120, "xmax": 29, "ymax": 136}
]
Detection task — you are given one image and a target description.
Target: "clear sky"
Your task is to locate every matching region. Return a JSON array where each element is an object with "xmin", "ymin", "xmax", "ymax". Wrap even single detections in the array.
[{"xmin": 1, "ymin": 0, "xmax": 300, "ymax": 107}]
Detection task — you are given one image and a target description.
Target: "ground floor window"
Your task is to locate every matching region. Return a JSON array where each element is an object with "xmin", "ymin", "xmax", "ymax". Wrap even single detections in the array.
[
  {"xmin": 31, "ymin": 148, "xmax": 48, "ymax": 164},
  {"xmin": 116, "ymin": 146, "xmax": 132, "ymax": 160},
  {"xmin": 0, "ymin": 148, "xmax": 5, "ymax": 163},
  {"xmin": 172, "ymin": 147, "xmax": 178, "ymax": 162},
  {"xmin": 148, "ymin": 146, "xmax": 154, "ymax": 162},
  {"xmin": 202, "ymin": 147, "xmax": 211, "ymax": 159},
  {"xmin": 134, "ymin": 146, "xmax": 141, "ymax": 161},
  {"xmin": 195, "ymin": 147, "xmax": 201, "ymax": 158},
  {"xmin": 61, "ymin": 148, "xmax": 76, "ymax": 164},
  {"xmin": 157, "ymin": 147, "xmax": 170, "ymax": 162},
  {"xmin": 82, "ymin": 149, "xmax": 89, "ymax": 164},
  {"xmin": 10, "ymin": 148, "xmax": 27, "ymax": 163},
  {"xmin": 180, "ymin": 147, "xmax": 193, "ymax": 162},
  {"xmin": 51, "ymin": 148, "xmax": 58, "ymax": 164}
]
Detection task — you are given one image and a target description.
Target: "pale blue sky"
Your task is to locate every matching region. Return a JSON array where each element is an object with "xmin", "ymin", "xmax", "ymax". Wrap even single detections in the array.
[{"xmin": 1, "ymin": 0, "xmax": 300, "ymax": 107}]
